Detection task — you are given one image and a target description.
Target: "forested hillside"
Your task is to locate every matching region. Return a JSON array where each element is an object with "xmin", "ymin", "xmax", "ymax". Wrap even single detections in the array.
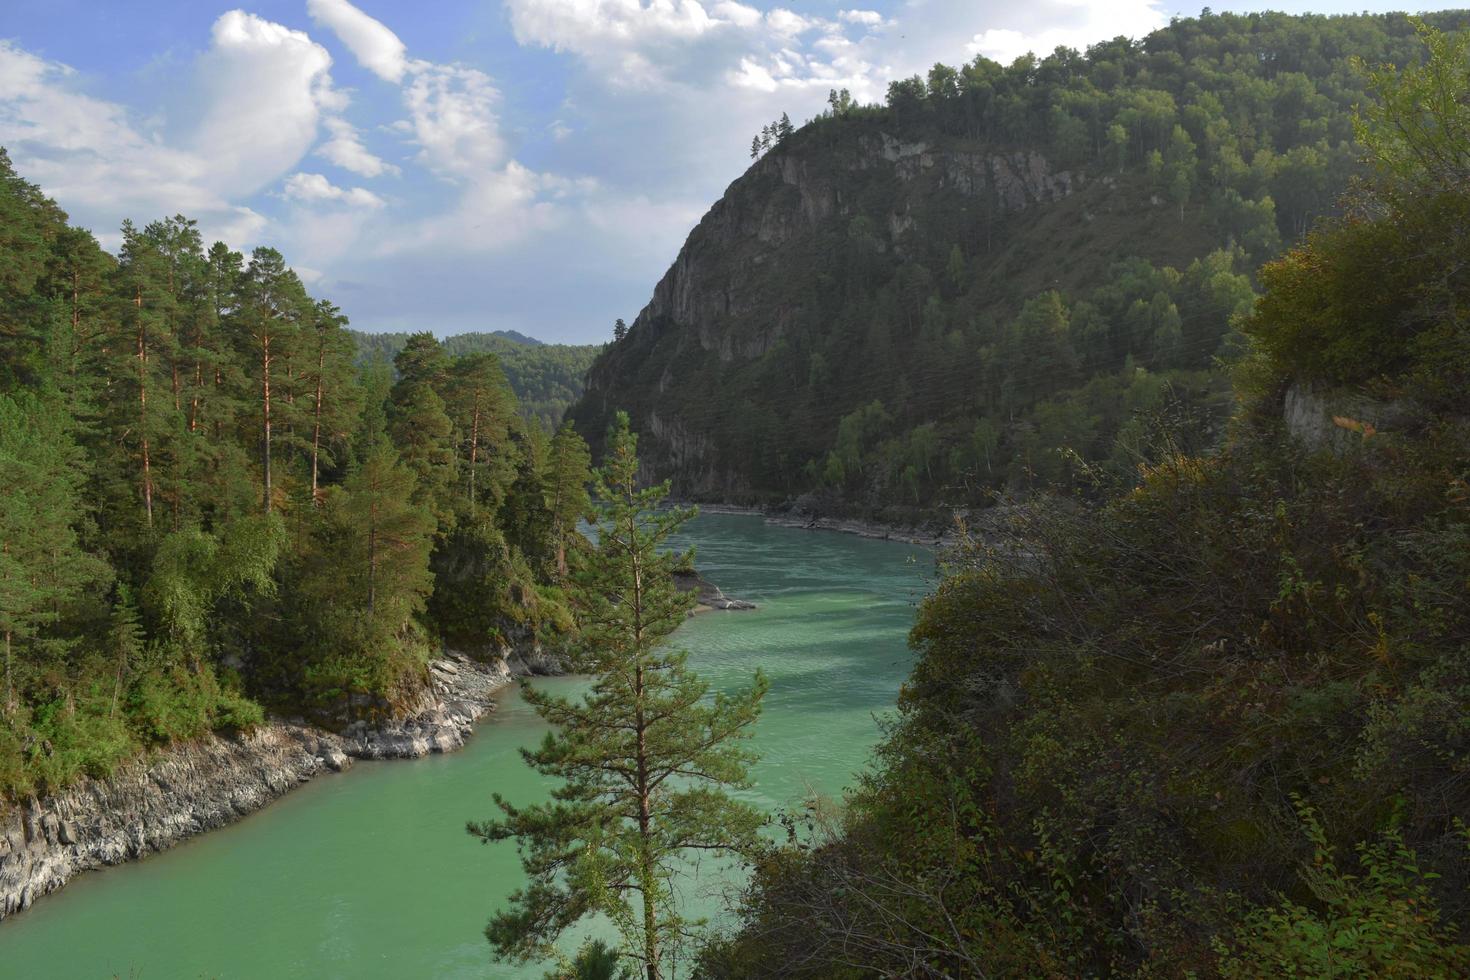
[
  {"xmin": 352, "ymin": 330, "xmax": 599, "ymax": 430},
  {"xmin": 570, "ymin": 9, "xmax": 1469, "ymax": 520},
  {"xmin": 701, "ymin": 23, "xmax": 1470, "ymax": 977},
  {"xmin": 0, "ymin": 151, "xmax": 592, "ymax": 801}
]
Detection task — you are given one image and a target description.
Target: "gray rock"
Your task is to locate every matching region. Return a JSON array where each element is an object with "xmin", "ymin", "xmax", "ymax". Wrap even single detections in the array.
[
  {"xmin": 0, "ymin": 653, "xmax": 531, "ymax": 921},
  {"xmin": 673, "ymin": 568, "xmax": 757, "ymax": 613}
]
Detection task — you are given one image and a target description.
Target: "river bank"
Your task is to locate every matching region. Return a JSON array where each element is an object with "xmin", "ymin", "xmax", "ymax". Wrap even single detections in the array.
[
  {"xmin": 0, "ymin": 513, "xmax": 921, "ymax": 976},
  {"xmin": 690, "ymin": 503, "xmax": 957, "ymax": 548},
  {"xmin": 0, "ymin": 568, "xmax": 757, "ymax": 923},
  {"xmin": 0, "ymin": 651, "xmax": 527, "ymax": 921}
]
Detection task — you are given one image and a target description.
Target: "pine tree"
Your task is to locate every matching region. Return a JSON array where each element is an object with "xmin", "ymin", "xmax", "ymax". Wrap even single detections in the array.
[
  {"xmin": 470, "ymin": 413, "xmax": 767, "ymax": 980},
  {"xmin": 445, "ymin": 352, "xmax": 517, "ymax": 514},
  {"xmin": 545, "ymin": 421, "xmax": 592, "ymax": 578},
  {"xmin": 390, "ymin": 380, "xmax": 457, "ymax": 523},
  {"xmin": 0, "ymin": 391, "xmax": 111, "ymax": 713},
  {"xmin": 106, "ymin": 585, "xmax": 145, "ymax": 719},
  {"xmin": 341, "ymin": 447, "xmax": 434, "ymax": 625},
  {"xmin": 303, "ymin": 300, "xmax": 361, "ymax": 502},
  {"xmin": 392, "ymin": 331, "xmax": 449, "ymax": 396},
  {"xmin": 236, "ymin": 247, "xmax": 307, "ymax": 515}
]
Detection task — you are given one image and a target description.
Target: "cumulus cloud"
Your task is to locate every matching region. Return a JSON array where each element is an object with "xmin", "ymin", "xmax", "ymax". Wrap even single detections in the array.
[
  {"xmin": 282, "ymin": 171, "xmax": 386, "ymax": 208},
  {"xmin": 506, "ymin": 0, "xmax": 720, "ymax": 56},
  {"xmin": 962, "ymin": 0, "xmax": 1167, "ymax": 64},
  {"xmin": 317, "ymin": 116, "xmax": 401, "ymax": 177},
  {"xmin": 402, "ymin": 63, "xmax": 506, "ymax": 178},
  {"xmin": 307, "ymin": 0, "xmax": 409, "ymax": 82},
  {"xmin": 839, "ymin": 9, "xmax": 884, "ymax": 26},
  {"xmin": 190, "ymin": 11, "xmax": 338, "ymax": 197},
  {"xmin": 0, "ymin": 41, "xmax": 215, "ymax": 219}
]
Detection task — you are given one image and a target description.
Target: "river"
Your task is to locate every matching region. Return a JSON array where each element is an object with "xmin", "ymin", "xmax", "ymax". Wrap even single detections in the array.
[{"xmin": 0, "ymin": 514, "xmax": 929, "ymax": 978}]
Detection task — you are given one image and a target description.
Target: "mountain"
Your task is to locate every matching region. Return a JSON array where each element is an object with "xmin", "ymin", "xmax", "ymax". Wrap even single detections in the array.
[
  {"xmin": 487, "ymin": 329, "xmax": 544, "ymax": 346},
  {"xmin": 352, "ymin": 330, "xmax": 599, "ymax": 428},
  {"xmin": 568, "ymin": 9, "xmax": 1463, "ymax": 520}
]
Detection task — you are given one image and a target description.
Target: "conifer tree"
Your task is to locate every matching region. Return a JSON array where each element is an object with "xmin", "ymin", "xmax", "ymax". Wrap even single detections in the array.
[
  {"xmin": 303, "ymin": 300, "xmax": 361, "ymax": 502},
  {"xmin": 236, "ymin": 247, "xmax": 307, "ymax": 514},
  {"xmin": 445, "ymin": 352, "xmax": 517, "ymax": 513},
  {"xmin": 545, "ymin": 421, "xmax": 592, "ymax": 578},
  {"xmin": 341, "ymin": 447, "xmax": 434, "ymax": 625},
  {"xmin": 390, "ymin": 380, "xmax": 457, "ymax": 523},
  {"xmin": 0, "ymin": 391, "xmax": 110, "ymax": 712},
  {"xmin": 470, "ymin": 413, "xmax": 767, "ymax": 980}
]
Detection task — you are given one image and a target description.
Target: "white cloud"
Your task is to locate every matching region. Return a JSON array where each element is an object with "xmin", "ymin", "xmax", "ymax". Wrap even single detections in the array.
[
  {"xmin": 401, "ymin": 62, "xmax": 505, "ymax": 178},
  {"xmin": 317, "ymin": 116, "xmax": 401, "ymax": 176},
  {"xmin": 282, "ymin": 171, "xmax": 386, "ymax": 208},
  {"xmin": 306, "ymin": 0, "xmax": 409, "ymax": 82},
  {"xmin": 711, "ymin": 2, "xmax": 762, "ymax": 29},
  {"xmin": 963, "ymin": 0, "xmax": 1167, "ymax": 64},
  {"xmin": 381, "ymin": 161, "xmax": 567, "ymax": 254},
  {"xmin": 505, "ymin": 0, "xmax": 720, "ymax": 56},
  {"xmin": 0, "ymin": 41, "xmax": 216, "ymax": 219},
  {"xmin": 839, "ymin": 9, "xmax": 884, "ymax": 26},
  {"xmin": 190, "ymin": 11, "xmax": 338, "ymax": 197},
  {"xmin": 765, "ymin": 9, "xmax": 812, "ymax": 38},
  {"xmin": 199, "ymin": 205, "xmax": 270, "ymax": 249}
]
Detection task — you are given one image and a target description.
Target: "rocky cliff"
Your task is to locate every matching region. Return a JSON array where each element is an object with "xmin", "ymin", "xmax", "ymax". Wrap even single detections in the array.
[
  {"xmin": 567, "ymin": 110, "xmax": 1213, "ymax": 503},
  {"xmin": 0, "ymin": 571, "xmax": 743, "ymax": 920},
  {"xmin": 0, "ymin": 651, "xmax": 534, "ymax": 920}
]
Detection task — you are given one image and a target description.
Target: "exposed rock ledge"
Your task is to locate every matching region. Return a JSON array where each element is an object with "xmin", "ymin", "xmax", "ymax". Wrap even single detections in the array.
[
  {"xmin": 673, "ymin": 568, "xmax": 756, "ymax": 611},
  {"xmin": 692, "ymin": 503, "xmax": 953, "ymax": 549},
  {"xmin": 0, "ymin": 651, "xmax": 541, "ymax": 921}
]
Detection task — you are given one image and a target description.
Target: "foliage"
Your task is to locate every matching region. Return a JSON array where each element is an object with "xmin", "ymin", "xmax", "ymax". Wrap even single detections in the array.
[
  {"xmin": 353, "ymin": 329, "xmax": 599, "ymax": 430},
  {"xmin": 570, "ymin": 9, "xmax": 1470, "ymax": 516},
  {"xmin": 470, "ymin": 414, "xmax": 767, "ymax": 979},
  {"xmin": 705, "ymin": 25, "xmax": 1470, "ymax": 976},
  {"xmin": 0, "ymin": 149, "xmax": 587, "ymax": 799}
]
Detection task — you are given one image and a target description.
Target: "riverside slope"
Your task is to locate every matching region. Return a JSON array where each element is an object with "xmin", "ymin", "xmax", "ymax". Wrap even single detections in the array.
[
  {"xmin": 0, "ymin": 572, "xmax": 752, "ymax": 922},
  {"xmin": 0, "ymin": 651, "xmax": 550, "ymax": 920}
]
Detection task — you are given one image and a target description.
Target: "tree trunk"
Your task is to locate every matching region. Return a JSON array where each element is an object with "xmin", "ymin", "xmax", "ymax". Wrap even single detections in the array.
[
  {"xmin": 468, "ymin": 390, "xmax": 481, "ymax": 510},
  {"xmin": 627, "ymin": 504, "xmax": 660, "ymax": 980},
  {"xmin": 311, "ymin": 343, "xmax": 325, "ymax": 502},
  {"xmin": 261, "ymin": 331, "xmax": 273, "ymax": 515},
  {"xmin": 4, "ymin": 628, "xmax": 13, "ymax": 717},
  {"xmin": 190, "ymin": 354, "xmax": 202, "ymax": 434},
  {"xmin": 366, "ymin": 497, "xmax": 378, "ymax": 618},
  {"xmin": 137, "ymin": 288, "xmax": 154, "ymax": 528},
  {"xmin": 110, "ymin": 645, "xmax": 124, "ymax": 719}
]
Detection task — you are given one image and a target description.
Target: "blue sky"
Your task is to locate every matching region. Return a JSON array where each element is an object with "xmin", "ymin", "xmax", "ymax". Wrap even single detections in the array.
[{"xmin": 0, "ymin": 0, "xmax": 1433, "ymax": 342}]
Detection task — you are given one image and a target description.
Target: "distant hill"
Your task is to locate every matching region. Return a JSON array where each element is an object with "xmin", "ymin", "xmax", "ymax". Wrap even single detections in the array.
[
  {"xmin": 352, "ymin": 330, "xmax": 599, "ymax": 429},
  {"xmin": 484, "ymin": 329, "xmax": 543, "ymax": 347},
  {"xmin": 567, "ymin": 10, "xmax": 1468, "ymax": 520}
]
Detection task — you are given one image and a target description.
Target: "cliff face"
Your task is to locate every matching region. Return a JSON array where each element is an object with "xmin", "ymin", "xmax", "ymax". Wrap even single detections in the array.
[{"xmin": 568, "ymin": 115, "xmax": 1205, "ymax": 501}]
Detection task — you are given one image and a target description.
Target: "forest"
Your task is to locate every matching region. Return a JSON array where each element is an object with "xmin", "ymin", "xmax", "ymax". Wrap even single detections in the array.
[
  {"xmin": 4, "ymin": 6, "xmax": 1470, "ymax": 977},
  {"xmin": 699, "ymin": 21, "xmax": 1470, "ymax": 977},
  {"xmin": 0, "ymin": 151, "xmax": 594, "ymax": 799},
  {"xmin": 351, "ymin": 330, "xmax": 599, "ymax": 431},
  {"xmin": 572, "ymin": 9, "xmax": 1470, "ymax": 521}
]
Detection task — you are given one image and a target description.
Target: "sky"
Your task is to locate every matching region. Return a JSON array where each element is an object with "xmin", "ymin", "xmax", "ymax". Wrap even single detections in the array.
[{"xmin": 0, "ymin": 0, "xmax": 1431, "ymax": 342}]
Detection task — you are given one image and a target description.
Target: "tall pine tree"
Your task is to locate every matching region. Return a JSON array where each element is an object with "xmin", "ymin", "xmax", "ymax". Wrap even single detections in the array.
[{"xmin": 470, "ymin": 413, "xmax": 767, "ymax": 980}]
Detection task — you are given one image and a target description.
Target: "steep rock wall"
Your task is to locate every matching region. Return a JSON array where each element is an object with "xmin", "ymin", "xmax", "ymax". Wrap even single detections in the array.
[{"xmin": 570, "ymin": 122, "xmax": 1094, "ymax": 496}]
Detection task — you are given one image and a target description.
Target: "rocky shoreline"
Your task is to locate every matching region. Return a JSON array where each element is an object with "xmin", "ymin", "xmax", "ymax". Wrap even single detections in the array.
[
  {"xmin": 690, "ymin": 503, "xmax": 956, "ymax": 548},
  {"xmin": 0, "ymin": 579, "xmax": 748, "ymax": 923},
  {"xmin": 0, "ymin": 651, "xmax": 544, "ymax": 921}
]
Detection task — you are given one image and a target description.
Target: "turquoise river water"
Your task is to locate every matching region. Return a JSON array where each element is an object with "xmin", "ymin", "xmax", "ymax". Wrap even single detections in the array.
[{"xmin": 0, "ymin": 514, "xmax": 930, "ymax": 978}]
